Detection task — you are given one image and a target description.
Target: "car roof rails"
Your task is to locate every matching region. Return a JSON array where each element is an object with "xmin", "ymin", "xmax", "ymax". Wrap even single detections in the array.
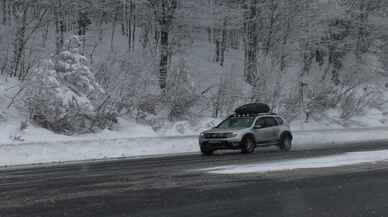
[{"xmin": 230, "ymin": 112, "xmax": 278, "ymax": 118}]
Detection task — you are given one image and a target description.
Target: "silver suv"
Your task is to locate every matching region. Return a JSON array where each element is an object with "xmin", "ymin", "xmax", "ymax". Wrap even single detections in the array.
[{"xmin": 199, "ymin": 113, "xmax": 293, "ymax": 155}]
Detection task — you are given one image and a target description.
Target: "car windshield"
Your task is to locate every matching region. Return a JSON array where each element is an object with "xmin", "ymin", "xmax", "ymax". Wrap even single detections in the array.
[{"xmin": 216, "ymin": 117, "xmax": 255, "ymax": 129}]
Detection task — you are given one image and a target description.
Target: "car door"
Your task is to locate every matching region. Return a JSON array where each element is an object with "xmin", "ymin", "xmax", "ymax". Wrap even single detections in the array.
[
  {"xmin": 253, "ymin": 117, "xmax": 272, "ymax": 143},
  {"xmin": 264, "ymin": 117, "xmax": 280, "ymax": 141}
]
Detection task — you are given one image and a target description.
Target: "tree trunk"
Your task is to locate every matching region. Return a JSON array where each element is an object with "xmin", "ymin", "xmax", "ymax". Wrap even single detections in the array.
[
  {"xmin": 11, "ymin": 4, "xmax": 28, "ymax": 79},
  {"xmin": 151, "ymin": 0, "xmax": 177, "ymax": 90},
  {"xmin": 2, "ymin": 0, "xmax": 6, "ymax": 24},
  {"xmin": 159, "ymin": 24, "xmax": 169, "ymax": 89},
  {"xmin": 123, "ymin": 0, "xmax": 132, "ymax": 51},
  {"xmin": 110, "ymin": 8, "xmax": 118, "ymax": 52},
  {"xmin": 356, "ymin": 1, "xmax": 369, "ymax": 59},
  {"xmin": 131, "ymin": 0, "xmax": 136, "ymax": 51},
  {"xmin": 6, "ymin": 0, "xmax": 11, "ymax": 24},
  {"xmin": 243, "ymin": 0, "xmax": 258, "ymax": 86},
  {"xmin": 264, "ymin": 0, "xmax": 277, "ymax": 55},
  {"xmin": 55, "ymin": 0, "xmax": 64, "ymax": 54},
  {"xmin": 42, "ymin": 22, "xmax": 49, "ymax": 47},
  {"xmin": 215, "ymin": 39, "xmax": 220, "ymax": 63},
  {"xmin": 220, "ymin": 21, "xmax": 227, "ymax": 66}
]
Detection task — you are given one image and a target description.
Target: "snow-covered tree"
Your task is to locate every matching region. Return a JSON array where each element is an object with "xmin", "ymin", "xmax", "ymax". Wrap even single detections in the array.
[
  {"xmin": 1, "ymin": 0, "xmax": 388, "ymax": 131},
  {"xmin": 164, "ymin": 57, "xmax": 197, "ymax": 121},
  {"xmin": 24, "ymin": 35, "xmax": 116, "ymax": 134}
]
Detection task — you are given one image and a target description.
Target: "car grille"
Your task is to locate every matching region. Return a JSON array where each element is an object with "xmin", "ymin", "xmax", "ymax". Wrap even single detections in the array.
[{"xmin": 204, "ymin": 133, "xmax": 229, "ymax": 139}]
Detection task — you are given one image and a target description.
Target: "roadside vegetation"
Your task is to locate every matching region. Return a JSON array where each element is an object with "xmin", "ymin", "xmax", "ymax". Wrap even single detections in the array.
[{"xmin": 0, "ymin": 0, "xmax": 388, "ymax": 137}]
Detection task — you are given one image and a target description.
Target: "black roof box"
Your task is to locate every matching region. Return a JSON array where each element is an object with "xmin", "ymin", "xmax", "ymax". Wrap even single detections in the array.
[{"xmin": 235, "ymin": 103, "xmax": 271, "ymax": 114}]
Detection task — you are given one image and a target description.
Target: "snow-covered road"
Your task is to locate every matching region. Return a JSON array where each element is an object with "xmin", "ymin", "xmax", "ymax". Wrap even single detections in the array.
[{"xmin": 0, "ymin": 127, "xmax": 388, "ymax": 167}]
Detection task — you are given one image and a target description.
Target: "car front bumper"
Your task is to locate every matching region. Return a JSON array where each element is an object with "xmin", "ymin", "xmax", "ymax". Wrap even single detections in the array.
[{"xmin": 199, "ymin": 137, "xmax": 242, "ymax": 150}]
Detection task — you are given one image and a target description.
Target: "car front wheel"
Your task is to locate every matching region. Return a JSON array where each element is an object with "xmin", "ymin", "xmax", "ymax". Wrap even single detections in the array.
[
  {"xmin": 241, "ymin": 136, "xmax": 256, "ymax": 154},
  {"xmin": 200, "ymin": 144, "xmax": 214, "ymax": 156}
]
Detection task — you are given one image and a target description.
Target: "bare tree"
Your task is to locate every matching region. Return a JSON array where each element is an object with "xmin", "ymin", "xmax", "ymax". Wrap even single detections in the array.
[
  {"xmin": 242, "ymin": 0, "xmax": 258, "ymax": 86},
  {"xmin": 54, "ymin": 0, "xmax": 64, "ymax": 54},
  {"xmin": 10, "ymin": 1, "xmax": 47, "ymax": 79},
  {"xmin": 149, "ymin": 0, "xmax": 177, "ymax": 90}
]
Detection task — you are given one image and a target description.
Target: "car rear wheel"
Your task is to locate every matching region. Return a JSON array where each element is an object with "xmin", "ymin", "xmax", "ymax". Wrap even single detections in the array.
[
  {"xmin": 279, "ymin": 135, "xmax": 292, "ymax": 152},
  {"xmin": 241, "ymin": 136, "xmax": 256, "ymax": 154}
]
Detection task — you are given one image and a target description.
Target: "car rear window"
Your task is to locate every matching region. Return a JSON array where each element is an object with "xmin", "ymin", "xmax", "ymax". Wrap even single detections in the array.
[
  {"xmin": 275, "ymin": 117, "xmax": 284, "ymax": 125},
  {"xmin": 264, "ymin": 117, "xmax": 277, "ymax": 127}
]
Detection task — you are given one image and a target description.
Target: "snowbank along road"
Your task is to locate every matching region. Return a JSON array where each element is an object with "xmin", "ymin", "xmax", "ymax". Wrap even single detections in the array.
[{"xmin": 1, "ymin": 127, "xmax": 388, "ymax": 167}]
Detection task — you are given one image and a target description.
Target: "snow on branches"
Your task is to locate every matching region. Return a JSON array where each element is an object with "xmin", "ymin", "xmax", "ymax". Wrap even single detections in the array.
[{"xmin": 23, "ymin": 35, "xmax": 116, "ymax": 134}]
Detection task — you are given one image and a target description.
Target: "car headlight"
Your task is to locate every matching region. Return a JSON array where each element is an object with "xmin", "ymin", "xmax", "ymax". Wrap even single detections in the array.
[
  {"xmin": 224, "ymin": 133, "xmax": 238, "ymax": 138},
  {"xmin": 200, "ymin": 132, "xmax": 205, "ymax": 137}
]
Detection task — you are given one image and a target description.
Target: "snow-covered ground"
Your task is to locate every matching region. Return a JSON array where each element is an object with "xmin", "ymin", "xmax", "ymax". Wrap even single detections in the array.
[
  {"xmin": 1, "ymin": 127, "xmax": 388, "ymax": 167},
  {"xmin": 199, "ymin": 149, "xmax": 388, "ymax": 174},
  {"xmin": 0, "ymin": 135, "xmax": 198, "ymax": 167},
  {"xmin": 1, "ymin": 107, "xmax": 387, "ymax": 145},
  {"xmin": 2, "ymin": 76, "xmax": 388, "ymax": 168}
]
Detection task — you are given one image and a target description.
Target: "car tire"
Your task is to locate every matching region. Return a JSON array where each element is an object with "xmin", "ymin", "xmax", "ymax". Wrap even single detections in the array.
[
  {"xmin": 241, "ymin": 136, "xmax": 256, "ymax": 154},
  {"xmin": 200, "ymin": 144, "xmax": 214, "ymax": 156},
  {"xmin": 279, "ymin": 135, "xmax": 292, "ymax": 152}
]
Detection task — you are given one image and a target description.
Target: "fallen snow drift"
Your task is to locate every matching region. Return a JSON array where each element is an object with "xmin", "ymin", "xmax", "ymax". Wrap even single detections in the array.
[
  {"xmin": 0, "ymin": 136, "xmax": 198, "ymax": 167},
  {"xmin": 200, "ymin": 149, "xmax": 388, "ymax": 174},
  {"xmin": 1, "ymin": 127, "xmax": 388, "ymax": 167}
]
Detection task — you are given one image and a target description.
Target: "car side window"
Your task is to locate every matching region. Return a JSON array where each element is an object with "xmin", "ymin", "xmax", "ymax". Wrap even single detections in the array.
[
  {"xmin": 275, "ymin": 117, "xmax": 284, "ymax": 125},
  {"xmin": 255, "ymin": 118, "xmax": 266, "ymax": 128},
  {"xmin": 264, "ymin": 117, "xmax": 277, "ymax": 127}
]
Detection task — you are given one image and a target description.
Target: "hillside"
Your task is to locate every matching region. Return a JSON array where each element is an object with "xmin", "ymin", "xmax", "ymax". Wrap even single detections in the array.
[{"xmin": 0, "ymin": 0, "xmax": 388, "ymax": 142}]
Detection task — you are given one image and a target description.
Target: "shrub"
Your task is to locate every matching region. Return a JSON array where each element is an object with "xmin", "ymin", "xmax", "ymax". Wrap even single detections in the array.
[{"xmin": 23, "ymin": 36, "xmax": 116, "ymax": 134}]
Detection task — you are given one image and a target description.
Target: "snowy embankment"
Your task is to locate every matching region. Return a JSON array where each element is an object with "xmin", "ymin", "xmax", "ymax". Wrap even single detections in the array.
[
  {"xmin": 1, "ymin": 127, "xmax": 388, "ymax": 167},
  {"xmin": 0, "ymin": 136, "xmax": 198, "ymax": 167}
]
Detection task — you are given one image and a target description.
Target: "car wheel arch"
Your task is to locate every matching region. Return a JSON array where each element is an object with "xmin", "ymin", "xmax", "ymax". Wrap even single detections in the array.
[{"xmin": 242, "ymin": 133, "xmax": 256, "ymax": 143}]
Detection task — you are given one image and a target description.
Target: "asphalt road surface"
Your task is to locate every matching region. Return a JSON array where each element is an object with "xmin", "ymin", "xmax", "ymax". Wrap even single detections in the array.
[{"xmin": 2, "ymin": 142, "xmax": 388, "ymax": 217}]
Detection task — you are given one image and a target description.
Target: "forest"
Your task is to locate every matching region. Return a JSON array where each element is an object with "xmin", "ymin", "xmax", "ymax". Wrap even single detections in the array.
[{"xmin": 1, "ymin": 0, "xmax": 388, "ymax": 135}]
